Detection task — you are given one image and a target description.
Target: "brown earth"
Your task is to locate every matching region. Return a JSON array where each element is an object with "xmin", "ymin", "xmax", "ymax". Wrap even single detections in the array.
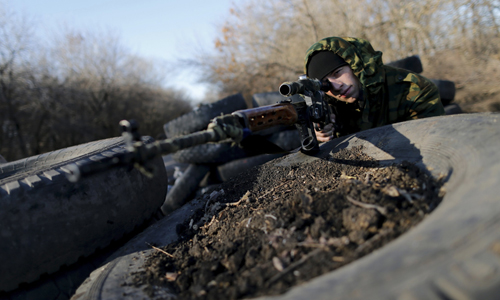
[
  {"xmin": 421, "ymin": 51, "xmax": 500, "ymax": 114},
  {"xmin": 132, "ymin": 146, "xmax": 445, "ymax": 300},
  {"xmin": 455, "ymin": 83, "xmax": 500, "ymax": 113}
]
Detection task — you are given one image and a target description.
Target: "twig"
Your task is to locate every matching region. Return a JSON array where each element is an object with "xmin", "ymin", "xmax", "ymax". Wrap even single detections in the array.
[
  {"xmin": 297, "ymin": 243, "xmax": 327, "ymax": 248},
  {"xmin": 340, "ymin": 174, "xmax": 358, "ymax": 180},
  {"xmin": 222, "ymin": 198, "xmax": 244, "ymax": 207},
  {"xmin": 267, "ymin": 248, "xmax": 323, "ymax": 286},
  {"xmin": 346, "ymin": 195, "xmax": 388, "ymax": 216},
  {"xmin": 200, "ymin": 215, "xmax": 218, "ymax": 230},
  {"xmin": 222, "ymin": 190, "xmax": 250, "ymax": 207},
  {"xmin": 206, "ymin": 215, "xmax": 217, "ymax": 227},
  {"xmin": 146, "ymin": 242, "xmax": 174, "ymax": 258},
  {"xmin": 258, "ymin": 182, "xmax": 287, "ymax": 200},
  {"xmin": 265, "ymin": 214, "xmax": 277, "ymax": 220},
  {"xmin": 399, "ymin": 190, "xmax": 414, "ymax": 203},
  {"xmin": 354, "ymin": 228, "xmax": 392, "ymax": 255}
]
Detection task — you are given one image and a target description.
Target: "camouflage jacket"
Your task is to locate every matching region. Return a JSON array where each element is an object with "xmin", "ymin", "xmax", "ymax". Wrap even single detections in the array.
[{"xmin": 304, "ymin": 37, "xmax": 445, "ymax": 137}]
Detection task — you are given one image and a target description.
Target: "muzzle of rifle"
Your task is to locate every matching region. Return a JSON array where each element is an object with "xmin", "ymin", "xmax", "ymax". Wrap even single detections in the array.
[{"xmin": 279, "ymin": 79, "xmax": 332, "ymax": 97}]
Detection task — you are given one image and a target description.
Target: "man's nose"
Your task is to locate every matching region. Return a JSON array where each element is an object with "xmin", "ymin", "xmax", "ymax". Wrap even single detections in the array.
[{"xmin": 328, "ymin": 79, "xmax": 344, "ymax": 90}]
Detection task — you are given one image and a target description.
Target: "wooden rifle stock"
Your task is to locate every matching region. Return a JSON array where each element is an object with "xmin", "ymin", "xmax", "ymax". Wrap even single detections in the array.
[{"xmin": 233, "ymin": 103, "xmax": 298, "ymax": 132}]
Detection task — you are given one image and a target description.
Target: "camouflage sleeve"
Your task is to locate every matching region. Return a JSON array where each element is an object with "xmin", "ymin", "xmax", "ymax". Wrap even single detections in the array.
[{"xmin": 406, "ymin": 76, "xmax": 445, "ymax": 120}]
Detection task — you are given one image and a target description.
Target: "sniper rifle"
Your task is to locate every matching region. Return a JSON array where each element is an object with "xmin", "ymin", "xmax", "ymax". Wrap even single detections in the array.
[{"xmin": 65, "ymin": 76, "xmax": 333, "ymax": 182}]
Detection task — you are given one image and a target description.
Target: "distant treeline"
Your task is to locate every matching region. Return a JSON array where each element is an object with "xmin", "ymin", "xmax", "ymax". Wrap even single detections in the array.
[
  {"xmin": 3, "ymin": 0, "xmax": 500, "ymax": 161},
  {"xmin": 192, "ymin": 0, "xmax": 500, "ymax": 102},
  {"xmin": 0, "ymin": 7, "xmax": 193, "ymax": 161}
]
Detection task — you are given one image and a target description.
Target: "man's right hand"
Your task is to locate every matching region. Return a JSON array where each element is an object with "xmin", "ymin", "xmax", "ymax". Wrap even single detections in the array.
[{"xmin": 314, "ymin": 113, "xmax": 336, "ymax": 142}]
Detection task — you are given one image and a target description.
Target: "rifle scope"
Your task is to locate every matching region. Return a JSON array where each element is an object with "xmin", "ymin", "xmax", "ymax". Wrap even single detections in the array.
[{"xmin": 279, "ymin": 78, "xmax": 332, "ymax": 97}]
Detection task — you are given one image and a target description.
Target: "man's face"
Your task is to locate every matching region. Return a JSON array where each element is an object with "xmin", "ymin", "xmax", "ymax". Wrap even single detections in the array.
[{"xmin": 323, "ymin": 65, "xmax": 361, "ymax": 103}]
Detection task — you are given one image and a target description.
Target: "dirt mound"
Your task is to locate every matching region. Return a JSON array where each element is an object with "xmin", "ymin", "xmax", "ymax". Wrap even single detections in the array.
[{"xmin": 133, "ymin": 146, "xmax": 444, "ymax": 300}]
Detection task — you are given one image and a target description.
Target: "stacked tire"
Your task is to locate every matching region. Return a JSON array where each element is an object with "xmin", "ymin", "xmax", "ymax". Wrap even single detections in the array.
[
  {"xmin": 160, "ymin": 94, "xmax": 299, "ymax": 215},
  {"xmin": 386, "ymin": 55, "xmax": 461, "ymax": 114},
  {"xmin": 72, "ymin": 112, "xmax": 500, "ymax": 300},
  {"xmin": 0, "ymin": 137, "xmax": 168, "ymax": 299}
]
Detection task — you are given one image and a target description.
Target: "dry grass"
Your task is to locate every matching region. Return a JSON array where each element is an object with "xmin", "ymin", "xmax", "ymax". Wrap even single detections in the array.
[{"xmin": 422, "ymin": 50, "xmax": 500, "ymax": 113}]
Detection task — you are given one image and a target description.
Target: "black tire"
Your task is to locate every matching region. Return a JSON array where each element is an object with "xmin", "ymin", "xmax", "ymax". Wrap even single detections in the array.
[
  {"xmin": 1, "ymin": 217, "xmax": 155, "ymax": 300},
  {"xmin": 71, "ymin": 196, "xmax": 211, "ymax": 300},
  {"xmin": 385, "ymin": 55, "xmax": 423, "ymax": 73},
  {"xmin": 164, "ymin": 93, "xmax": 249, "ymax": 165},
  {"xmin": 0, "ymin": 137, "xmax": 168, "ymax": 293},
  {"xmin": 430, "ymin": 79, "xmax": 456, "ymax": 106},
  {"xmin": 384, "ymin": 57, "xmax": 455, "ymax": 105},
  {"xmin": 251, "ymin": 91, "xmax": 287, "ymax": 107},
  {"xmin": 162, "ymin": 154, "xmax": 189, "ymax": 185},
  {"xmin": 251, "ymin": 92, "xmax": 304, "ymax": 109},
  {"xmin": 267, "ymin": 129, "xmax": 301, "ymax": 152},
  {"xmin": 171, "ymin": 128, "xmax": 299, "ymax": 165},
  {"xmin": 172, "ymin": 142, "xmax": 249, "ymax": 164},
  {"xmin": 160, "ymin": 94, "xmax": 247, "ymax": 215},
  {"xmin": 160, "ymin": 164, "xmax": 211, "ymax": 216},
  {"xmin": 444, "ymin": 102, "xmax": 463, "ymax": 115},
  {"xmin": 163, "ymin": 130, "xmax": 297, "ymax": 215},
  {"xmin": 163, "ymin": 93, "xmax": 247, "ymax": 139},
  {"xmin": 215, "ymin": 153, "xmax": 286, "ymax": 182},
  {"xmin": 72, "ymin": 113, "xmax": 500, "ymax": 300}
]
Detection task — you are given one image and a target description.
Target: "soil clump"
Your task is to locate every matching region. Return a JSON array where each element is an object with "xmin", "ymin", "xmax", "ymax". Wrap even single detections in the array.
[{"xmin": 134, "ymin": 146, "xmax": 444, "ymax": 300}]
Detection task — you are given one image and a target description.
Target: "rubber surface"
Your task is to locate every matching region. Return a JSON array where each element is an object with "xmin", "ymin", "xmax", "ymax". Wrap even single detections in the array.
[
  {"xmin": 163, "ymin": 93, "xmax": 248, "ymax": 139},
  {"xmin": 165, "ymin": 94, "xmax": 249, "ymax": 164},
  {"xmin": 162, "ymin": 94, "xmax": 249, "ymax": 210},
  {"xmin": 71, "ymin": 198, "xmax": 209, "ymax": 300},
  {"xmin": 172, "ymin": 130, "xmax": 300, "ymax": 165},
  {"xmin": 267, "ymin": 129, "xmax": 301, "ymax": 152},
  {"xmin": 444, "ymin": 103, "xmax": 463, "ymax": 115},
  {"xmin": 252, "ymin": 91, "xmax": 287, "ymax": 107},
  {"xmin": 74, "ymin": 113, "xmax": 500, "ymax": 300},
  {"xmin": 0, "ymin": 137, "xmax": 168, "ymax": 292},
  {"xmin": 430, "ymin": 79, "xmax": 456, "ymax": 106},
  {"xmin": 384, "ymin": 56, "xmax": 456, "ymax": 105},
  {"xmin": 161, "ymin": 164, "xmax": 211, "ymax": 215},
  {"xmin": 385, "ymin": 55, "xmax": 423, "ymax": 73},
  {"xmin": 172, "ymin": 142, "xmax": 249, "ymax": 164},
  {"xmin": 215, "ymin": 153, "xmax": 287, "ymax": 182}
]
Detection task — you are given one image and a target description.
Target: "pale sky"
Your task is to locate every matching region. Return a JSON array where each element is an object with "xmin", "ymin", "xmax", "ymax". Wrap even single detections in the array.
[{"xmin": 8, "ymin": 0, "xmax": 235, "ymax": 102}]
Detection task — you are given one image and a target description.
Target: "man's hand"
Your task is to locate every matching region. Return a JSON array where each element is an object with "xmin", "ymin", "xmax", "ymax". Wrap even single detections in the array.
[{"xmin": 314, "ymin": 114, "xmax": 336, "ymax": 142}]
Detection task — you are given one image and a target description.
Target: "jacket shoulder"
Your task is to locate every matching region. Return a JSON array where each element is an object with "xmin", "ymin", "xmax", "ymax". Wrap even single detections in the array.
[
  {"xmin": 383, "ymin": 65, "xmax": 436, "ymax": 89},
  {"xmin": 383, "ymin": 65, "xmax": 443, "ymax": 120}
]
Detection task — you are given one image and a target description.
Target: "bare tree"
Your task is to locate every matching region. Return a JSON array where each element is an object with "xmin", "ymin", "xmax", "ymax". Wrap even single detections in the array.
[
  {"xmin": 0, "ymin": 3, "xmax": 38, "ymax": 159},
  {"xmin": 40, "ymin": 28, "xmax": 193, "ymax": 149},
  {"xmin": 191, "ymin": 0, "xmax": 500, "ymax": 103},
  {"xmin": 0, "ymin": 7, "xmax": 193, "ymax": 161}
]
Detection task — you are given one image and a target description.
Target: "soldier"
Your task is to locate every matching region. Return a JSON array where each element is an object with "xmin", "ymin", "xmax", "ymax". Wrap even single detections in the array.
[{"xmin": 305, "ymin": 37, "xmax": 445, "ymax": 142}]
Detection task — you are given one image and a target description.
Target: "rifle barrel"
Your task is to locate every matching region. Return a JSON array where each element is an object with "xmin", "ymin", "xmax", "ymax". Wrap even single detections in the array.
[
  {"xmin": 279, "ymin": 82, "xmax": 301, "ymax": 97},
  {"xmin": 279, "ymin": 79, "xmax": 332, "ymax": 97},
  {"xmin": 66, "ymin": 129, "xmax": 223, "ymax": 182}
]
